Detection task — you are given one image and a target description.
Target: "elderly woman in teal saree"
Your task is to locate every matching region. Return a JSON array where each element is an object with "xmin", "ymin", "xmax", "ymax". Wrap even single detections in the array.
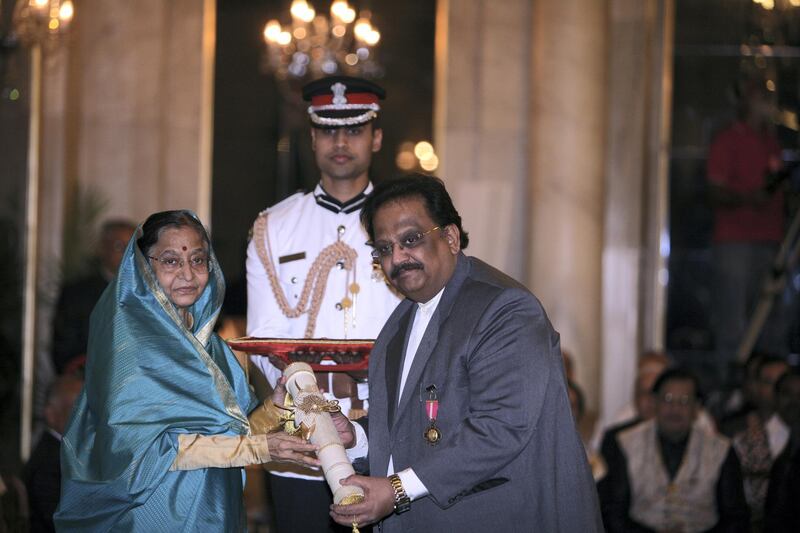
[{"xmin": 55, "ymin": 211, "xmax": 317, "ymax": 531}]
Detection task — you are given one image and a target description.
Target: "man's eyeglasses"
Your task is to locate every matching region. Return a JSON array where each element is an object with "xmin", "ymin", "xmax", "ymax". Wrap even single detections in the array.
[
  {"xmin": 369, "ymin": 226, "xmax": 441, "ymax": 260},
  {"xmin": 148, "ymin": 254, "xmax": 210, "ymax": 273},
  {"xmin": 658, "ymin": 392, "xmax": 695, "ymax": 406}
]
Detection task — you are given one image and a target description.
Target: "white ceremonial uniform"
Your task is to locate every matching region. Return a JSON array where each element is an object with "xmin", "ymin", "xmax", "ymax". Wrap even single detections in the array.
[{"xmin": 246, "ymin": 182, "xmax": 402, "ymax": 480}]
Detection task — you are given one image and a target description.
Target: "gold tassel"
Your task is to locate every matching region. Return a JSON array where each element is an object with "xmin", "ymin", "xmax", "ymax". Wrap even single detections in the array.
[{"xmin": 351, "ymin": 520, "xmax": 360, "ymax": 533}]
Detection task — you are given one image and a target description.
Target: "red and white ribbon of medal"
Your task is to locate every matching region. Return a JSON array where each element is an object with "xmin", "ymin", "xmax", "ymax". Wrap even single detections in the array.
[{"xmin": 424, "ymin": 385, "xmax": 442, "ymax": 445}]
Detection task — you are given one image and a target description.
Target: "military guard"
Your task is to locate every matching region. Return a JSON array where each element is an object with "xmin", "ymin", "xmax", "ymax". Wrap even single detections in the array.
[{"xmin": 246, "ymin": 76, "xmax": 401, "ymax": 532}]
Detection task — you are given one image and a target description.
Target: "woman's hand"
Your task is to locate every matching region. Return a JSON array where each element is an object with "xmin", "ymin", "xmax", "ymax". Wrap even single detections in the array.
[
  {"xmin": 266, "ymin": 433, "xmax": 319, "ymax": 467},
  {"xmin": 271, "ymin": 376, "xmax": 354, "ymax": 448}
]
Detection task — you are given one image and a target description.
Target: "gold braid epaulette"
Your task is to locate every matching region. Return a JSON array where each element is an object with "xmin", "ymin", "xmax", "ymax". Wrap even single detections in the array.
[{"xmin": 252, "ymin": 213, "xmax": 358, "ymax": 338}]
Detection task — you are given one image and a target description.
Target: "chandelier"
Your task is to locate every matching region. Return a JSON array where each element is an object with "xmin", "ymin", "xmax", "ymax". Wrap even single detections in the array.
[
  {"xmin": 262, "ymin": 0, "xmax": 383, "ymax": 81},
  {"xmin": 751, "ymin": 0, "xmax": 800, "ymax": 10},
  {"xmin": 12, "ymin": 0, "xmax": 74, "ymax": 47}
]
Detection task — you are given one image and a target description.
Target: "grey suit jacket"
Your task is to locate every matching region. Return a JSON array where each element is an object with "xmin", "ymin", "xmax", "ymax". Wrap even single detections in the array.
[{"xmin": 368, "ymin": 254, "xmax": 603, "ymax": 532}]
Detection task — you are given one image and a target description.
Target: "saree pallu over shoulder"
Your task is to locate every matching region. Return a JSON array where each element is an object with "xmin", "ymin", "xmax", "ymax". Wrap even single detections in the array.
[{"xmin": 56, "ymin": 219, "xmax": 257, "ymax": 532}]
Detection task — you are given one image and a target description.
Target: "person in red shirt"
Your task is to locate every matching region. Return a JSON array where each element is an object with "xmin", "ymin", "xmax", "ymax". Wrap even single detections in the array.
[{"xmin": 707, "ymin": 80, "xmax": 785, "ymax": 386}]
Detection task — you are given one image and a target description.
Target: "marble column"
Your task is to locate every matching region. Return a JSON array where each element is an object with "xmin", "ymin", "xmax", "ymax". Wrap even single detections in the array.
[
  {"xmin": 599, "ymin": 0, "xmax": 674, "ymax": 425},
  {"xmin": 434, "ymin": 0, "xmax": 531, "ymax": 282},
  {"xmin": 35, "ymin": 44, "xmax": 71, "ymax": 428},
  {"xmin": 640, "ymin": 1, "xmax": 673, "ymax": 356},
  {"xmin": 65, "ymin": 0, "xmax": 215, "ymax": 224},
  {"xmin": 21, "ymin": 0, "xmax": 216, "ymax": 457},
  {"xmin": 528, "ymin": 0, "xmax": 608, "ymax": 407},
  {"xmin": 427, "ymin": 0, "xmax": 675, "ymax": 418}
]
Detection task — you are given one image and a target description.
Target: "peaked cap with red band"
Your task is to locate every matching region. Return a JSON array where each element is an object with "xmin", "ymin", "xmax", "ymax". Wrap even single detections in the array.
[{"xmin": 301, "ymin": 75, "xmax": 386, "ymax": 128}]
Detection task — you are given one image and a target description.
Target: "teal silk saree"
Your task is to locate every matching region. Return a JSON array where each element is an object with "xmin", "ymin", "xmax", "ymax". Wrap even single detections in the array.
[{"xmin": 55, "ymin": 223, "xmax": 257, "ymax": 532}]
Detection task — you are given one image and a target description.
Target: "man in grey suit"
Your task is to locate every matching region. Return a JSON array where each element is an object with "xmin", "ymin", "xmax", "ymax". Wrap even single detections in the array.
[{"xmin": 331, "ymin": 174, "xmax": 603, "ymax": 531}]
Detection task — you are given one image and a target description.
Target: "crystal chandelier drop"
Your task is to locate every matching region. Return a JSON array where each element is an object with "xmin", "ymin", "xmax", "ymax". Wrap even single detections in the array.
[{"xmin": 262, "ymin": 0, "xmax": 384, "ymax": 81}]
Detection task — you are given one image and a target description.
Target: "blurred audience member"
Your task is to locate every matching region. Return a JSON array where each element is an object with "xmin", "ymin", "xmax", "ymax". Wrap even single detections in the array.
[
  {"xmin": 568, "ymin": 380, "xmax": 606, "ymax": 481},
  {"xmin": 763, "ymin": 370, "xmax": 800, "ymax": 532},
  {"xmin": 23, "ymin": 375, "xmax": 83, "ymax": 532},
  {"xmin": 772, "ymin": 368, "xmax": 800, "ymax": 439},
  {"xmin": 600, "ymin": 367, "xmax": 749, "ymax": 533},
  {"xmin": 731, "ymin": 356, "xmax": 789, "ymax": 529},
  {"xmin": 708, "ymin": 79, "xmax": 786, "ymax": 386},
  {"xmin": 728, "ymin": 355, "xmax": 788, "ymax": 525},
  {"xmin": 717, "ymin": 352, "xmax": 767, "ymax": 436},
  {"xmin": 0, "ymin": 472, "xmax": 28, "ymax": 533},
  {"xmin": 591, "ymin": 351, "xmax": 671, "ymax": 451},
  {"xmin": 568, "ymin": 380, "xmax": 585, "ymax": 424},
  {"xmin": 722, "ymin": 355, "xmax": 789, "ymax": 428},
  {"xmin": 51, "ymin": 219, "xmax": 135, "ymax": 373},
  {"xmin": 725, "ymin": 354, "xmax": 789, "ymax": 438},
  {"xmin": 562, "ymin": 348, "xmax": 576, "ymax": 382},
  {"xmin": 633, "ymin": 352, "xmax": 672, "ymax": 421}
]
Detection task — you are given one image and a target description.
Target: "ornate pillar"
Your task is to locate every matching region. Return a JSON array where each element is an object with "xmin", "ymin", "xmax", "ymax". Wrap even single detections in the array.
[
  {"xmin": 434, "ymin": 0, "xmax": 531, "ymax": 281},
  {"xmin": 19, "ymin": 0, "xmax": 217, "ymax": 458},
  {"xmin": 431, "ymin": 0, "xmax": 675, "ymax": 418},
  {"xmin": 67, "ymin": 0, "xmax": 214, "ymax": 223},
  {"xmin": 528, "ymin": 0, "xmax": 608, "ymax": 408},
  {"xmin": 599, "ymin": 0, "xmax": 674, "ymax": 423}
]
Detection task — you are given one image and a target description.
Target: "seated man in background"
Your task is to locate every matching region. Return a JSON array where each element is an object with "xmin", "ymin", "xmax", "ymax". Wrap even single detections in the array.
[
  {"xmin": 731, "ymin": 355, "xmax": 789, "ymax": 528},
  {"xmin": 595, "ymin": 351, "xmax": 670, "ymax": 450},
  {"xmin": 729, "ymin": 355, "xmax": 789, "ymax": 439},
  {"xmin": 718, "ymin": 352, "xmax": 767, "ymax": 437},
  {"xmin": 764, "ymin": 369, "xmax": 800, "ymax": 532},
  {"xmin": 596, "ymin": 352, "xmax": 715, "ymax": 460},
  {"xmin": 51, "ymin": 219, "xmax": 135, "ymax": 374},
  {"xmin": 601, "ymin": 367, "xmax": 749, "ymax": 533},
  {"xmin": 24, "ymin": 374, "xmax": 83, "ymax": 532}
]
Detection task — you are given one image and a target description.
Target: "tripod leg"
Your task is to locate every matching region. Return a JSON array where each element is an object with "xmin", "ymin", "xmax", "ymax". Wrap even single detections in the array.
[{"xmin": 735, "ymin": 209, "xmax": 800, "ymax": 363}]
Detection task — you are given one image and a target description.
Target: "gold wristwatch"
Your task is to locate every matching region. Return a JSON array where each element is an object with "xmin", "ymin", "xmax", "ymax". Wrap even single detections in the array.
[{"xmin": 388, "ymin": 474, "xmax": 411, "ymax": 514}]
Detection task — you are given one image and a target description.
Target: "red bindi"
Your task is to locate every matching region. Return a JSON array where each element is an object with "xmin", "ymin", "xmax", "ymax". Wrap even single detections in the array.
[{"xmin": 182, "ymin": 246, "xmax": 187, "ymax": 251}]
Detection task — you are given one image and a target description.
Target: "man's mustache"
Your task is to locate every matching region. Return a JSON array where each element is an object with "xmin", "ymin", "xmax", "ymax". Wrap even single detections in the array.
[{"xmin": 390, "ymin": 261, "xmax": 423, "ymax": 279}]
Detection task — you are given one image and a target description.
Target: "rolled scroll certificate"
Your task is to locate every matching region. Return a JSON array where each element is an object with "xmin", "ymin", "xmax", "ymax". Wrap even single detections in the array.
[{"xmin": 284, "ymin": 362, "xmax": 365, "ymax": 505}]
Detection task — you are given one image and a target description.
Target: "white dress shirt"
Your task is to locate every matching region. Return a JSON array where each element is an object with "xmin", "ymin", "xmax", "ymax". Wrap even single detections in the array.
[
  {"xmin": 387, "ymin": 288, "xmax": 445, "ymax": 500},
  {"xmin": 766, "ymin": 413, "xmax": 790, "ymax": 459}
]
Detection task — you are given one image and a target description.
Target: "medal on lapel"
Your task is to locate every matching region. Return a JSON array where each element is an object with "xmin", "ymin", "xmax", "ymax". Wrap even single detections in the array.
[{"xmin": 424, "ymin": 385, "xmax": 442, "ymax": 445}]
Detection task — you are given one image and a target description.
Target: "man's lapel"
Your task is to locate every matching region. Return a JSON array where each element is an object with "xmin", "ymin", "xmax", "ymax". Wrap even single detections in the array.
[
  {"xmin": 385, "ymin": 305, "xmax": 414, "ymax": 427},
  {"xmin": 392, "ymin": 253, "xmax": 470, "ymax": 429},
  {"xmin": 394, "ymin": 312, "xmax": 440, "ymax": 423}
]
